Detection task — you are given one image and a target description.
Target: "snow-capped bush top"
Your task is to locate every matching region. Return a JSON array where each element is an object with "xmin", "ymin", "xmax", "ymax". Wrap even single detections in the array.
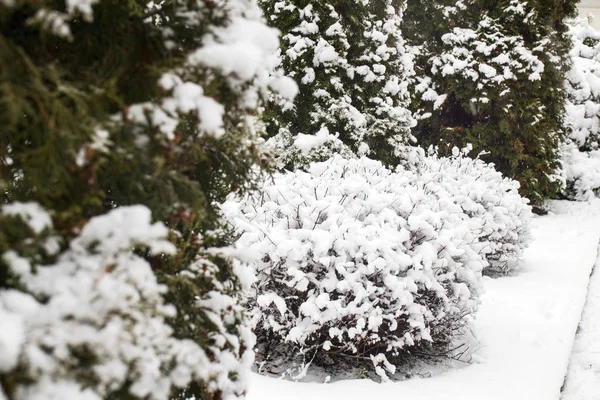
[
  {"xmin": 264, "ymin": 126, "xmax": 357, "ymax": 170},
  {"xmin": 1, "ymin": 202, "xmax": 53, "ymax": 235},
  {"xmin": 562, "ymin": 17, "xmax": 600, "ymax": 200},
  {"xmin": 223, "ymin": 155, "xmax": 487, "ymax": 379}
]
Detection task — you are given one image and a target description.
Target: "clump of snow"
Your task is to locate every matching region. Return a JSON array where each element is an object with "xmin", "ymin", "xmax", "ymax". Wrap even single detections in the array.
[
  {"xmin": 265, "ymin": 126, "xmax": 356, "ymax": 169},
  {"xmin": 1, "ymin": 202, "xmax": 52, "ymax": 234},
  {"xmin": 0, "ymin": 205, "xmax": 249, "ymax": 400},
  {"xmin": 24, "ymin": 0, "xmax": 99, "ymax": 39},
  {"xmin": 127, "ymin": 0, "xmax": 296, "ymax": 143},
  {"xmin": 223, "ymin": 155, "xmax": 488, "ymax": 378},
  {"xmin": 562, "ymin": 18, "xmax": 600, "ymax": 200},
  {"xmin": 0, "ymin": 305, "xmax": 24, "ymax": 373}
]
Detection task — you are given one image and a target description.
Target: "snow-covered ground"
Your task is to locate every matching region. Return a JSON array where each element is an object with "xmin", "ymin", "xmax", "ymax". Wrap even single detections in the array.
[
  {"xmin": 562, "ymin": 232, "xmax": 600, "ymax": 400},
  {"xmin": 247, "ymin": 200, "xmax": 600, "ymax": 400}
]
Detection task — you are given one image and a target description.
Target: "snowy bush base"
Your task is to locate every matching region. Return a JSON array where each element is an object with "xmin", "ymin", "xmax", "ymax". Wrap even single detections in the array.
[
  {"xmin": 255, "ymin": 325, "xmax": 479, "ymax": 383},
  {"xmin": 265, "ymin": 127, "xmax": 356, "ymax": 171}
]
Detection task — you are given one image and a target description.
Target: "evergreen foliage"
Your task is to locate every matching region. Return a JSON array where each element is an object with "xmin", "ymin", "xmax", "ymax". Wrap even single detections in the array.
[
  {"xmin": 0, "ymin": 1, "xmax": 292, "ymax": 399},
  {"xmin": 260, "ymin": 0, "xmax": 414, "ymax": 169},
  {"xmin": 404, "ymin": 0, "xmax": 579, "ymax": 205}
]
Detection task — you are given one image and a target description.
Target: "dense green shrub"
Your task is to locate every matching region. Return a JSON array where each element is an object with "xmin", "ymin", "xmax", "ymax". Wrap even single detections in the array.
[
  {"xmin": 404, "ymin": 0, "xmax": 579, "ymax": 205},
  {"xmin": 260, "ymin": 0, "xmax": 414, "ymax": 168}
]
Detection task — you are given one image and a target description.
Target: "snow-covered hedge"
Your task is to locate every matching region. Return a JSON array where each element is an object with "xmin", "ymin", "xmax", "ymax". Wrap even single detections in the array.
[
  {"xmin": 562, "ymin": 18, "xmax": 600, "ymax": 200},
  {"xmin": 402, "ymin": 147, "xmax": 532, "ymax": 275},
  {"xmin": 223, "ymin": 156, "xmax": 487, "ymax": 379},
  {"xmin": 0, "ymin": 205, "xmax": 254, "ymax": 400}
]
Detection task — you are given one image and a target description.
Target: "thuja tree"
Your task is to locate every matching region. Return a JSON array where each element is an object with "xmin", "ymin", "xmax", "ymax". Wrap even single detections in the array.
[
  {"xmin": 404, "ymin": 0, "xmax": 578, "ymax": 205},
  {"xmin": 561, "ymin": 17, "xmax": 600, "ymax": 200},
  {"xmin": 0, "ymin": 1, "xmax": 293, "ymax": 399},
  {"xmin": 260, "ymin": 0, "xmax": 415, "ymax": 169}
]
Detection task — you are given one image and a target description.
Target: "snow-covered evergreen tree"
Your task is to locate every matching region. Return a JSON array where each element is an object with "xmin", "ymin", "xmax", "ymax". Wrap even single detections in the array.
[
  {"xmin": 260, "ymin": 0, "xmax": 415, "ymax": 168},
  {"xmin": 0, "ymin": 1, "xmax": 294, "ymax": 399},
  {"xmin": 562, "ymin": 17, "xmax": 600, "ymax": 200},
  {"xmin": 405, "ymin": 0, "xmax": 578, "ymax": 206}
]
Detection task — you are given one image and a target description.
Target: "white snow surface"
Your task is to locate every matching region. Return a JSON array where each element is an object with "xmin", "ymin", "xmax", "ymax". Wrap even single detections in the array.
[
  {"xmin": 561, "ymin": 224, "xmax": 600, "ymax": 400},
  {"xmin": 247, "ymin": 200, "xmax": 600, "ymax": 400}
]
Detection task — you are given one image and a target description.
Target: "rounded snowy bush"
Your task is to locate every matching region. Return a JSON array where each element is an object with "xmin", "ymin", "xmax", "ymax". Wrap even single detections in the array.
[
  {"xmin": 223, "ymin": 156, "xmax": 486, "ymax": 379},
  {"xmin": 401, "ymin": 147, "xmax": 532, "ymax": 275}
]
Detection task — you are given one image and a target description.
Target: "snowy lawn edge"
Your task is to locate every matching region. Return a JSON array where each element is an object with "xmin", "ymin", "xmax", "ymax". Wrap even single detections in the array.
[{"xmin": 561, "ymin": 229, "xmax": 600, "ymax": 399}]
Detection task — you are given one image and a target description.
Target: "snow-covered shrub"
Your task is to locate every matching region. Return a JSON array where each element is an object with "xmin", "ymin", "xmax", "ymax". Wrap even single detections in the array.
[
  {"xmin": 223, "ymin": 156, "xmax": 486, "ymax": 379},
  {"xmin": 562, "ymin": 17, "xmax": 600, "ymax": 200},
  {"xmin": 401, "ymin": 146, "xmax": 532, "ymax": 275},
  {"xmin": 0, "ymin": 205, "xmax": 254, "ymax": 400},
  {"xmin": 260, "ymin": 0, "xmax": 415, "ymax": 168}
]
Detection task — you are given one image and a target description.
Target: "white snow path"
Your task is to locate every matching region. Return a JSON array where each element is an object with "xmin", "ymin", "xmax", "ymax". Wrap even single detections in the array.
[
  {"xmin": 247, "ymin": 200, "xmax": 600, "ymax": 400},
  {"xmin": 561, "ymin": 230, "xmax": 600, "ymax": 399}
]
